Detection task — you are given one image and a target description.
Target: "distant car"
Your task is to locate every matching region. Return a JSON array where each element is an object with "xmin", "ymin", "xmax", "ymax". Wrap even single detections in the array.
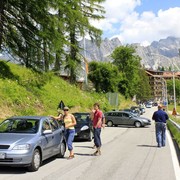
[
  {"xmin": 105, "ymin": 111, "xmax": 151, "ymax": 128},
  {"xmin": 153, "ymin": 102, "xmax": 158, "ymax": 106},
  {"xmin": 73, "ymin": 113, "xmax": 93, "ymax": 141},
  {"xmin": 123, "ymin": 109, "xmax": 140, "ymax": 117},
  {"xmin": 130, "ymin": 106, "xmax": 143, "ymax": 115},
  {"xmin": 146, "ymin": 103, "xmax": 152, "ymax": 108},
  {"xmin": 0, "ymin": 116, "xmax": 66, "ymax": 171}
]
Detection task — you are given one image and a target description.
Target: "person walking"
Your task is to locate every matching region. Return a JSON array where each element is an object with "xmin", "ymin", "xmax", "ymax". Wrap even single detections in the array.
[
  {"xmin": 52, "ymin": 106, "xmax": 76, "ymax": 159},
  {"xmin": 152, "ymin": 104, "xmax": 169, "ymax": 148},
  {"xmin": 92, "ymin": 103, "xmax": 103, "ymax": 155}
]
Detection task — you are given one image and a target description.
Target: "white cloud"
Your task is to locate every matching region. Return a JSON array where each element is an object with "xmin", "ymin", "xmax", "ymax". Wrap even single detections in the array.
[{"xmin": 94, "ymin": 0, "xmax": 180, "ymax": 46}]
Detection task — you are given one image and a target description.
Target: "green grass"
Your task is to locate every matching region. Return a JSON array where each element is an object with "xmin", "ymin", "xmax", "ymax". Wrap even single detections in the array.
[
  {"xmin": 0, "ymin": 60, "xmax": 133, "ymax": 121},
  {"xmin": 167, "ymin": 121, "xmax": 180, "ymax": 149}
]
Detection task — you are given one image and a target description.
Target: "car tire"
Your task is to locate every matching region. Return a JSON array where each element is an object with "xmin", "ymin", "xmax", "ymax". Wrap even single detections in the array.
[
  {"xmin": 107, "ymin": 121, "xmax": 113, "ymax": 127},
  {"xmin": 28, "ymin": 148, "xmax": 41, "ymax": 172},
  {"xmin": 134, "ymin": 121, "xmax": 141, "ymax": 128},
  {"xmin": 56, "ymin": 141, "xmax": 66, "ymax": 158},
  {"xmin": 88, "ymin": 131, "xmax": 93, "ymax": 141}
]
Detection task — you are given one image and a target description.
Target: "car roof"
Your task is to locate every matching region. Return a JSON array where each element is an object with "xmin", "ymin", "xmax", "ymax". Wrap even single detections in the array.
[
  {"xmin": 105, "ymin": 111, "xmax": 129, "ymax": 113},
  {"xmin": 7, "ymin": 116, "xmax": 50, "ymax": 120},
  {"xmin": 73, "ymin": 112, "xmax": 90, "ymax": 115}
]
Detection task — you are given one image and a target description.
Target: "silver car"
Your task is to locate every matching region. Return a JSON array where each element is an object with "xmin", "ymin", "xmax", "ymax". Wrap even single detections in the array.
[
  {"xmin": 105, "ymin": 111, "xmax": 151, "ymax": 128},
  {"xmin": 0, "ymin": 116, "xmax": 66, "ymax": 171}
]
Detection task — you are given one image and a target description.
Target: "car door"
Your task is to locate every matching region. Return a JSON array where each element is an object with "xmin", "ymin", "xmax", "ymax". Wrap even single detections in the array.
[
  {"xmin": 116, "ymin": 112, "xmax": 125, "ymax": 125},
  {"xmin": 109, "ymin": 112, "xmax": 124, "ymax": 125},
  {"xmin": 41, "ymin": 119, "xmax": 54, "ymax": 159},
  {"xmin": 49, "ymin": 119, "xmax": 63, "ymax": 155},
  {"xmin": 122, "ymin": 112, "xmax": 133, "ymax": 125},
  {"xmin": 107, "ymin": 112, "xmax": 118, "ymax": 125}
]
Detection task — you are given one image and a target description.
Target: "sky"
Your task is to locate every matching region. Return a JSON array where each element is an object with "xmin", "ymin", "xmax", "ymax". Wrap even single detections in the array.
[{"xmin": 92, "ymin": 0, "xmax": 180, "ymax": 46}]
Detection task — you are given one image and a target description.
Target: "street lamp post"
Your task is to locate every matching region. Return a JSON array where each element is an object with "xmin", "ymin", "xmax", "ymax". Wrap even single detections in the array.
[
  {"xmin": 162, "ymin": 78, "xmax": 168, "ymax": 111},
  {"xmin": 172, "ymin": 70, "xmax": 176, "ymax": 110}
]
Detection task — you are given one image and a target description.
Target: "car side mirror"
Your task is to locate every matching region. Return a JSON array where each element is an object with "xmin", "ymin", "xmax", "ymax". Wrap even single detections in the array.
[{"xmin": 43, "ymin": 130, "xmax": 52, "ymax": 134}]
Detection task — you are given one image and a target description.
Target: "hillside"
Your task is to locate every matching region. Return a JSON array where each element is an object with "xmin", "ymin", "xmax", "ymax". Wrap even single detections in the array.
[{"xmin": 0, "ymin": 60, "xmax": 132, "ymax": 120}]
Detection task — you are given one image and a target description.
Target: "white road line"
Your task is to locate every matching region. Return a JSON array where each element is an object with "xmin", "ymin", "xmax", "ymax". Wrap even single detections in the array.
[{"xmin": 167, "ymin": 130, "xmax": 180, "ymax": 180}]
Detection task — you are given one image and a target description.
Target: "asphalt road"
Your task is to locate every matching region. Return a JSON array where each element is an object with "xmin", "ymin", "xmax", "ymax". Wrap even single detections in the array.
[{"xmin": 0, "ymin": 107, "xmax": 179, "ymax": 180}]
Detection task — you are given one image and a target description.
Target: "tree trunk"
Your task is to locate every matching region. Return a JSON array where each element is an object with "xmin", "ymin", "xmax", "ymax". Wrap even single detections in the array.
[{"xmin": 0, "ymin": 0, "xmax": 5, "ymax": 50}]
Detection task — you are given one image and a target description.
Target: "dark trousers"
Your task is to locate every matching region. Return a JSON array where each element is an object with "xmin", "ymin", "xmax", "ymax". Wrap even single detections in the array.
[
  {"xmin": 155, "ymin": 122, "xmax": 166, "ymax": 147},
  {"xmin": 94, "ymin": 128, "xmax": 101, "ymax": 148}
]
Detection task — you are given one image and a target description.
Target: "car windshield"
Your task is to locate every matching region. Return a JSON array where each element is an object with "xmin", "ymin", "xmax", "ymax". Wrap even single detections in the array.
[
  {"xmin": 74, "ymin": 114, "xmax": 90, "ymax": 124},
  {"xmin": 0, "ymin": 119, "xmax": 40, "ymax": 134}
]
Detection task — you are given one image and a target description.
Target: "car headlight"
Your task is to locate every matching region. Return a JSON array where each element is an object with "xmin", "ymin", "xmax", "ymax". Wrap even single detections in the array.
[
  {"xmin": 13, "ymin": 144, "xmax": 31, "ymax": 150},
  {"xmin": 80, "ymin": 125, "xmax": 89, "ymax": 131}
]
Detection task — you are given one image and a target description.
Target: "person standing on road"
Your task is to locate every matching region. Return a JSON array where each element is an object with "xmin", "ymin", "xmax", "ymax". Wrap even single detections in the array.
[
  {"xmin": 92, "ymin": 103, "xmax": 103, "ymax": 155},
  {"xmin": 152, "ymin": 104, "xmax": 169, "ymax": 148},
  {"xmin": 52, "ymin": 106, "xmax": 76, "ymax": 159},
  {"xmin": 92, "ymin": 111, "xmax": 105, "ymax": 149}
]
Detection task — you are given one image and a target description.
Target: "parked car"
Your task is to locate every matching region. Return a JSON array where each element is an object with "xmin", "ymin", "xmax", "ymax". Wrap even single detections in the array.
[
  {"xmin": 73, "ymin": 113, "xmax": 93, "ymax": 141},
  {"xmin": 0, "ymin": 116, "xmax": 66, "ymax": 171},
  {"xmin": 105, "ymin": 111, "xmax": 151, "ymax": 128},
  {"xmin": 122, "ymin": 109, "xmax": 140, "ymax": 117},
  {"xmin": 130, "ymin": 106, "xmax": 143, "ymax": 115},
  {"xmin": 146, "ymin": 103, "xmax": 152, "ymax": 108}
]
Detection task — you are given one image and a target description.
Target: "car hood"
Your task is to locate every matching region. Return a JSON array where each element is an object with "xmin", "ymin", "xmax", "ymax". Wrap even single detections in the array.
[
  {"xmin": 0, "ymin": 133, "xmax": 37, "ymax": 145},
  {"xmin": 134, "ymin": 116, "xmax": 151, "ymax": 121}
]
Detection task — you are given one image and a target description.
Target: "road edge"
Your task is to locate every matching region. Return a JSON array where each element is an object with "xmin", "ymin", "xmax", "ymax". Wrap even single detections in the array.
[{"xmin": 167, "ymin": 130, "xmax": 180, "ymax": 180}]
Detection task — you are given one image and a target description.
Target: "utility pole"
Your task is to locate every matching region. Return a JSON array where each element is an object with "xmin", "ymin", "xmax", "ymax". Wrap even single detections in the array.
[{"xmin": 172, "ymin": 58, "xmax": 177, "ymax": 116}]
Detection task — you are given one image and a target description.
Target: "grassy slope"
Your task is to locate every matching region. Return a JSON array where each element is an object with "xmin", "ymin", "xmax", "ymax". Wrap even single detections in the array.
[{"xmin": 0, "ymin": 60, "xmax": 133, "ymax": 120}]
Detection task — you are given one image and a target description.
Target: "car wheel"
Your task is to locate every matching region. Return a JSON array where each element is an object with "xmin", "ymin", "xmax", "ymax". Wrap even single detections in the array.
[
  {"xmin": 28, "ymin": 149, "xmax": 41, "ymax": 172},
  {"xmin": 107, "ymin": 121, "xmax": 113, "ymax": 127},
  {"xmin": 57, "ymin": 141, "xmax": 66, "ymax": 158},
  {"xmin": 88, "ymin": 131, "xmax": 93, "ymax": 141},
  {"xmin": 134, "ymin": 121, "xmax": 141, "ymax": 128}
]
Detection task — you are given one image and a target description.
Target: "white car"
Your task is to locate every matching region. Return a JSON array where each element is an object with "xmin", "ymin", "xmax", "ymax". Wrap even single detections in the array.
[{"xmin": 146, "ymin": 103, "xmax": 152, "ymax": 108}]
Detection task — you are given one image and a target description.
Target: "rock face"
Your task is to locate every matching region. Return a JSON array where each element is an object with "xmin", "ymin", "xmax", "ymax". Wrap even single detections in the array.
[
  {"xmin": 80, "ymin": 36, "xmax": 180, "ymax": 70},
  {"xmin": 134, "ymin": 36, "xmax": 180, "ymax": 70},
  {"xmin": 79, "ymin": 37, "xmax": 122, "ymax": 62}
]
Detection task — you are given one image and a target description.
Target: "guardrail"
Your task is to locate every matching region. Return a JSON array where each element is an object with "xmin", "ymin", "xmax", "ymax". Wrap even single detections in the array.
[{"xmin": 169, "ymin": 118, "xmax": 180, "ymax": 131}]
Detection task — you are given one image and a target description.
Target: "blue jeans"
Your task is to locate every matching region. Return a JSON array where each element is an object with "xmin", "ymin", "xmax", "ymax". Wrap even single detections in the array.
[
  {"xmin": 94, "ymin": 128, "xmax": 101, "ymax": 148},
  {"xmin": 155, "ymin": 122, "xmax": 166, "ymax": 147},
  {"xmin": 65, "ymin": 129, "xmax": 75, "ymax": 151}
]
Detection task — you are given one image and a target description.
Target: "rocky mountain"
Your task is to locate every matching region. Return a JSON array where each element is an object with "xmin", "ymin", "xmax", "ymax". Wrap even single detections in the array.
[
  {"xmin": 79, "ymin": 37, "xmax": 122, "ymax": 62},
  {"xmin": 80, "ymin": 36, "xmax": 180, "ymax": 70}
]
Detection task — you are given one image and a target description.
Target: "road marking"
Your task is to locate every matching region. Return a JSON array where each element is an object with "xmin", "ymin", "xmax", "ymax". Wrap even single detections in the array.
[{"xmin": 167, "ymin": 130, "xmax": 180, "ymax": 180}]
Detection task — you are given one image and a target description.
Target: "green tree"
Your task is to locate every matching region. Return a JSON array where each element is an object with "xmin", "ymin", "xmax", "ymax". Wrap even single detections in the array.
[
  {"xmin": 62, "ymin": 0, "xmax": 105, "ymax": 83},
  {"xmin": 167, "ymin": 79, "xmax": 180, "ymax": 101},
  {"xmin": 111, "ymin": 45, "xmax": 142, "ymax": 98},
  {"xmin": 88, "ymin": 61, "xmax": 119, "ymax": 93},
  {"xmin": 136, "ymin": 69, "xmax": 152, "ymax": 101}
]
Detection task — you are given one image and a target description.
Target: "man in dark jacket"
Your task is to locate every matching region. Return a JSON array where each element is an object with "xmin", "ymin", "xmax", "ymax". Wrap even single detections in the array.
[{"xmin": 152, "ymin": 104, "xmax": 169, "ymax": 147}]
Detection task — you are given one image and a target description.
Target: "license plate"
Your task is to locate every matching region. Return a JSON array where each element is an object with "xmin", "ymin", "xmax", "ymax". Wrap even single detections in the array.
[{"xmin": 0, "ymin": 153, "xmax": 5, "ymax": 159}]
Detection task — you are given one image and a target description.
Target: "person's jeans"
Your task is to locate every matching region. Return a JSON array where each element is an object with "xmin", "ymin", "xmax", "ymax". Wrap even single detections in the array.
[
  {"xmin": 155, "ymin": 122, "xmax": 166, "ymax": 147},
  {"xmin": 94, "ymin": 128, "xmax": 102, "ymax": 148},
  {"xmin": 65, "ymin": 129, "xmax": 75, "ymax": 151}
]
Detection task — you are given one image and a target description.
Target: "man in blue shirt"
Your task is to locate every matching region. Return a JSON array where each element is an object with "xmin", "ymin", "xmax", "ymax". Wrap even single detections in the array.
[{"xmin": 152, "ymin": 104, "xmax": 169, "ymax": 147}]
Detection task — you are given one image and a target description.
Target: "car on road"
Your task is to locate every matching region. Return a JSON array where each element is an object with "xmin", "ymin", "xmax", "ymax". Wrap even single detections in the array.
[
  {"xmin": 130, "ymin": 106, "xmax": 144, "ymax": 115},
  {"xmin": 146, "ymin": 103, "xmax": 152, "ymax": 108},
  {"xmin": 73, "ymin": 113, "xmax": 93, "ymax": 141},
  {"xmin": 122, "ymin": 109, "xmax": 140, "ymax": 117},
  {"xmin": 0, "ymin": 116, "xmax": 66, "ymax": 171},
  {"xmin": 104, "ymin": 111, "xmax": 151, "ymax": 128}
]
